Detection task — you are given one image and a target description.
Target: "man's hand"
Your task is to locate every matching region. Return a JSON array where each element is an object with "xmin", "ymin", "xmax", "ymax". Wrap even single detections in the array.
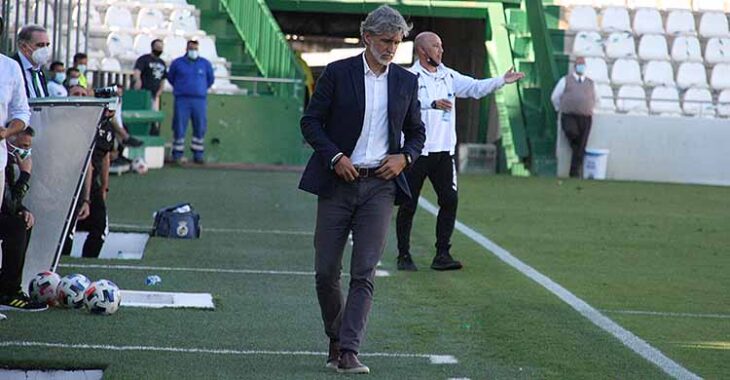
[
  {"xmin": 78, "ymin": 202, "xmax": 90, "ymax": 220},
  {"xmin": 375, "ymin": 154, "xmax": 407, "ymax": 180},
  {"xmin": 17, "ymin": 154, "xmax": 31, "ymax": 173},
  {"xmin": 503, "ymin": 67, "xmax": 525, "ymax": 84},
  {"xmin": 334, "ymin": 155, "xmax": 359, "ymax": 182},
  {"xmin": 19, "ymin": 210, "xmax": 34, "ymax": 229},
  {"xmin": 432, "ymin": 98, "xmax": 453, "ymax": 111}
]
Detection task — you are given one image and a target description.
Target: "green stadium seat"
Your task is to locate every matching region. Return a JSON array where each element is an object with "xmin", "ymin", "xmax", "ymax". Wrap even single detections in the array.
[{"xmin": 122, "ymin": 90, "xmax": 165, "ymax": 136}]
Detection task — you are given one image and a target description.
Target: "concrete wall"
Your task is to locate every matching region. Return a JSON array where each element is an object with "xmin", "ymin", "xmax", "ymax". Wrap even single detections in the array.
[{"xmin": 557, "ymin": 113, "xmax": 730, "ymax": 186}]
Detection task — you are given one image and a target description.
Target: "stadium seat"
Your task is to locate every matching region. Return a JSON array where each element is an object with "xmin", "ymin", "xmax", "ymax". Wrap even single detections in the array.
[
  {"xmin": 616, "ymin": 85, "xmax": 648, "ymax": 113},
  {"xmin": 611, "ymin": 58, "xmax": 643, "ymax": 85},
  {"xmin": 101, "ymin": 57, "xmax": 122, "ymax": 72},
  {"xmin": 649, "ymin": 86, "xmax": 682, "ymax": 115},
  {"xmin": 569, "ymin": 6, "xmax": 599, "ymax": 31},
  {"xmin": 74, "ymin": 5, "xmax": 102, "ymax": 28},
  {"xmin": 137, "ymin": 8, "xmax": 165, "ymax": 29},
  {"xmin": 585, "ymin": 57, "xmax": 610, "ymax": 83},
  {"xmin": 676, "ymin": 62, "xmax": 708, "ymax": 89},
  {"xmin": 638, "ymin": 34, "xmax": 669, "ymax": 61},
  {"xmin": 683, "ymin": 88, "xmax": 715, "ymax": 117},
  {"xmin": 601, "ymin": 7, "xmax": 631, "ymax": 32},
  {"xmin": 605, "ymin": 32, "xmax": 636, "ymax": 58},
  {"xmin": 198, "ymin": 36, "xmax": 220, "ymax": 61},
  {"xmin": 661, "ymin": 0, "xmax": 692, "ymax": 10},
  {"xmin": 643, "ymin": 60, "xmax": 675, "ymax": 87},
  {"xmin": 705, "ymin": 38, "xmax": 730, "ymax": 64},
  {"xmin": 163, "ymin": 35, "xmax": 187, "ymax": 61},
  {"xmin": 692, "ymin": 0, "xmax": 725, "ymax": 12},
  {"xmin": 212, "ymin": 64, "xmax": 239, "ymax": 94},
  {"xmin": 698, "ymin": 12, "xmax": 730, "ymax": 38},
  {"xmin": 710, "ymin": 63, "xmax": 730, "ymax": 90},
  {"xmin": 595, "ymin": 0, "xmax": 627, "ymax": 6},
  {"xmin": 169, "ymin": 9, "xmax": 198, "ymax": 34},
  {"xmin": 627, "ymin": 0, "xmax": 661, "ymax": 7},
  {"xmin": 104, "ymin": 5, "xmax": 134, "ymax": 31},
  {"xmin": 717, "ymin": 89, "xmax": 730, "ymax": 117},
  {"xmin": 632, "ymin": 8, "xmax": 664, "ymax": 36},
  {"xmin": 595, "ymin": 83, "xmax": 616, "ymax": 112},
  {"xmin": 572, "ymin": 31, "xmax": 604, "ymax": 57},
  {"xmin": 671, "ymin": 36, "xmax": 703, "ymax": 62},
  {"xmin": 665, "ymin": 10, "xmax": 696, "ymax": 35},
  {"xmin": 133, "ymin": 34, "xmax": 155, "ymax": 57},
  {"xmin": 106, "ymin": 32, "xmax": 134, "ymax": 59}
]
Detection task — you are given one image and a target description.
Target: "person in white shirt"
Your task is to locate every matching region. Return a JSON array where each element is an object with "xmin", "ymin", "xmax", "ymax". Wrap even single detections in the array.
[
  {"xmin": 550, "ymin": 56, "xmax": 601, "ymax": 178},
  {"xmin": 47, "ymin": 61, "xmax": 68, "ymax": 97},
  {"xmin": 395, "ymin": 31, "xmax": 524, "ymax": 272},
  {"xmin": 12, "ymin": 24, "xmax": 51, "ymax": 99}
]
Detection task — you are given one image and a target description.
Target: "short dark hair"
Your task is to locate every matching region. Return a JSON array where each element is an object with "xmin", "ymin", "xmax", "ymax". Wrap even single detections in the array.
[
  {"xmin": 151, "ymin": 39, "xmax": 163, "ymax": 48},
  {"xmin": 20, "ymin": 126, "xmax": 35, "ymax": 137},
  {"xmin": 186, "ymin": 40, "xmax": 199, "ymax": 48},
  {"xmin": 73, "ymin": 53, "xmax": 88, "ymax": 63},
  {"xmin": 50, "ymin": 61, "xmax": 64, "ymax": 71},
  {"xmin": 67, "ymin": 67, "xmax": 80, "ymax": 75}
]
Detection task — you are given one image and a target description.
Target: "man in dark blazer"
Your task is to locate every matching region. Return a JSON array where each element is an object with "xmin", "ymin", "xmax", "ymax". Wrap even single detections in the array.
[
  {"xmin": 12, "ymin": 24, "xmax": 51, "ymax": 99},
  {"xmin": 299, "ymin": 5, "xmax": 425, "ymax": 374}
]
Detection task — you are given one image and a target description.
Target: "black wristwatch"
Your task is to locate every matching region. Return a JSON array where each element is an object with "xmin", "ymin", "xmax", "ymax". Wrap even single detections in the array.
[
  {"xmin": 403, "ymin": 153, "xmax": 412, "ymax": 167},
  {"xmin": 431, "ymin": 100, "xmax": 437, "ymax": 109}
]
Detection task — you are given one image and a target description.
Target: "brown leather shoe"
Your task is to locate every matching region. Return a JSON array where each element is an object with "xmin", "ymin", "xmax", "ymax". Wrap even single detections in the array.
[
  {"xmin": 325, "ymin": 340, "xmax": 340, "ymax": 370},
  {"xmin": 337, "ymin": 351, "xmax": 370, "ymax": 374}
]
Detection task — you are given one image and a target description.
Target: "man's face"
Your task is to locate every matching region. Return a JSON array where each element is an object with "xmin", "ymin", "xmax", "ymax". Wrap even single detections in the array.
[
  {"xmin": 53, "ymin": 65, "xmax": 65, "ymax": 74},
  {"xmin": 14, "ymin": 134, "xmax": 32, "ymax": 150},
  {"xmin": 364, "ymin": 32, "xmax": 403, "ymax": 66},
  {"xmin": 420, "ymin": 35, "xmax": 443, "ymax": 65},
  {"xmin": 69, "ymin": 71, "xmax": 81, "ymax": 80},
  {"xmin": 152, "ymin": 41, "xmax": 164, "ymax": 53},
  {"xmin": 21, "ymin": 31, "xmax": 50, "ymax": 62},
  {"xmin": 75, "ymin": 58, "xmax": 88, "ymax": 67}
]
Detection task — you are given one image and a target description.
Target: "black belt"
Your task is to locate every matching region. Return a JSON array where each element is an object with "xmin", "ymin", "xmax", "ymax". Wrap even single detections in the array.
[{"xmin": 356, "ymin": 166, "xmax": 381, "ymax": 178}]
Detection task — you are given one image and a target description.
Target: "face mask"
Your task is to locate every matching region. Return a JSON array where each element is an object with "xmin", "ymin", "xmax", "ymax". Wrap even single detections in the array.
[
  {"xmin": 69, "ymin": 78, "xmax": 80, "ymax": 86},
  {"xmin": 9, "ymin": 143, "xmax": 32, "ymax": 161},
  {"xmin": 575, "ymin": 64, "xmax": 586, "ymax": 75},
  {"xmin": 54, "ymin": 72, "xmax": 66, "ymax": 84},
  {"xmin": 187, "ymin": 50, "xmax": 199, "ymax": 60},
  {"xmin": 77, "ymin": 64, "xmax": 87, "ymax": 74},
  {"xmin": 31, "ymin": 46, "xmax": 50, "ymax": 66},
  {"xmin": 152, "ymin": 49, "xmax": 163, "ymax": 57}
]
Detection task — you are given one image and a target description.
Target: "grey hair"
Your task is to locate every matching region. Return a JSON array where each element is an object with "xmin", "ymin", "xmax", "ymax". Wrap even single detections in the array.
[
  {"xmin": 360, "ymin": 5, "xmax": 412, "ymax": 38},
  {"xmin": 17, "ymin": 24, "xmax": 47, "ymax": 44}
]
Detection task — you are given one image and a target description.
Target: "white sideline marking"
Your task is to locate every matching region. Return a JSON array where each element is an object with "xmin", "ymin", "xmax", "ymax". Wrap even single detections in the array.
[
  {"xmin": 120, "ymin": 290, "xmax": 214, "ymax": 309},
  {"xmin": 417, "ymin": 198, "xmax": 701, "ymax": 380},
  {"xmin": 59, "ymin": 264, "xmax": 391, "ymax": 277},
  {"xmin": 109, "ymin": 223, "xmax": 314, "ymax": 236},
  {"xmin": 604, "ymin": 309, "xmax": 730, "ymax": 319},
  {"xmin": 0, "ymin": 341, "xmax": 457, "ymax": 364}
]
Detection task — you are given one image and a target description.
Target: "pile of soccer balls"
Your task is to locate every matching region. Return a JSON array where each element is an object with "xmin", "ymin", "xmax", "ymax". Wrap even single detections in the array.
[{"xmin": 28, "ymin": 272, "xmax": 121, "ymax": 315}]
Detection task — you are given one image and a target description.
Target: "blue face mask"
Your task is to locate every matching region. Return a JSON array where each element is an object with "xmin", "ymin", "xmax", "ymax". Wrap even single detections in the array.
[
  {"xmin": 54, "ymin": 72, "xmax": 66, "ymax": 84},
  {"xmin": 575, "ymin": 64, "xmax": 586, "ymax": 75}
]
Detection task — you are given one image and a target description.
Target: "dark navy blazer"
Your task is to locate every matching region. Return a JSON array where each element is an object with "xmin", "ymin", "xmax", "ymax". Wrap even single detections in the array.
[{"xmin": 298, "ymin": 54, "xmax": 426, "ymax": 204}]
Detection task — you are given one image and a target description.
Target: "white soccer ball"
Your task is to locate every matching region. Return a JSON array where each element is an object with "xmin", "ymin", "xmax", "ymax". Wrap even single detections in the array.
[
  {"xmin": 132, "ymin": 157, "xmax": 149, "ymax": 174},
  {"xmin": 84, "ymin": 279, "xmax": 121, "ymax": 315},
  {"xmin": 29, "ymin": 271, "xmax": 62, "ymax": 306},
  {"xmin": 57, "ymin": 274, "xmax": 91, "ymax": 309}
]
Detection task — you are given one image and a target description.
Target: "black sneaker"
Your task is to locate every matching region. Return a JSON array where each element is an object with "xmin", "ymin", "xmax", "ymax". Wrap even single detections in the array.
[
  {"xmin": 0, "ymin": 291, "xmax": 48, "ymax": 312},
  {"xmin": 123, "ymin": 136, "xmax": 144, "ymax": 147},
  {"xmin": 397, "ymin": 253, "xmax": 418, "ymax": 271},
  {"xmin": 430, "ymin": 253, "xmax": 463, "ymax": 271},
  {"xmin": 193, "ymin": 157, "xmax": 205, "ymax": 165}
]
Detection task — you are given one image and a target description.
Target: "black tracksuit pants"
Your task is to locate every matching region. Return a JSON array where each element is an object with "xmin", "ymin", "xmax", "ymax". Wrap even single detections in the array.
[
  {"xmin": 561, "ymin": 113, "xmax": 593, "ymax": 178},
  {"xmin": 396, "ymin": 152, "xmax": 458, "ymax": 256},
  {"xmin": 0, "ymin": 213, "xmax": 32, "ymax": 295}
]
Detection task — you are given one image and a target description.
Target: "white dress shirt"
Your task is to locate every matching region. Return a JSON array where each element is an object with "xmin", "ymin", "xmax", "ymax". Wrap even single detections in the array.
[
  {"xmin": 18, "ymin": 53, "xmax": 47, "ymax": 98},
  {"xmin": 550, "ymin": 73, "xmax": 601, "ymax": 111},
  {"xmin": 0, "ymin": 53, "xmax": 32, "ymax": 169},
  {"xmin": 350, "ymin": 54, "xmax": 390, "ymax": 168},
  {"xmin": 48, "ymin": 80, "xmax": 68, "ymax": 97},
  {"xmin": 409, "ymin": 61, "xmax": 505, "ymax": 155}
]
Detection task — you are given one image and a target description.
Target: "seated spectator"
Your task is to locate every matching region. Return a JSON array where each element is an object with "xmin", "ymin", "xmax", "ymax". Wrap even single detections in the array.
[
  {"xmin": 66, "ymin": 67, "xmax": 82, "ymax": 90},
  {"xmin": 0, "ymin": 127, "xmax": 46, "ymax": 311},
  {"xmin": 47, "ymin": 61, "xmax": 67, "ymax": 97},
  {"xmin": 72, "ymin": 53, "xmax": 89, "ymax": 89}
]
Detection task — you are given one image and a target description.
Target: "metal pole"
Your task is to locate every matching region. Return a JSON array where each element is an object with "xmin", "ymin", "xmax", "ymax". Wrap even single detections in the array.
[
  {"xmin": 14, "ymin": 0, "xmax": 20, "ymax": 52},
  {"xmin": 33, "ymin": 0, "xmax": 37, "ymax": 24},
  {"xmin": 83, "ymin": 0, "xmax": 87, "ymax": 54},
  {"xmin": 23, "ymin": 0, "xmax": 28, "ymax": 25},
  {"xmin": 65, "ymin": 0, "xmax": 70, "ymax": 66},
  {"xmin": 74, "ymin": 0, "xmax": 79, "ymax": 55},
  {"xmin": 52, "ymin": 0, "xmax": 58, "ymax": 60},
  {"xmin": 42, "ymin": 0, "xmax": 47, "ymax": 28}
]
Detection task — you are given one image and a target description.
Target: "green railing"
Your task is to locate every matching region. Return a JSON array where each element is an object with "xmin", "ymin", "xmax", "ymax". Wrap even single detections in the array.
[{"xmin": 219, "ymin": 0, "xmax": 305, "ymax": 99}]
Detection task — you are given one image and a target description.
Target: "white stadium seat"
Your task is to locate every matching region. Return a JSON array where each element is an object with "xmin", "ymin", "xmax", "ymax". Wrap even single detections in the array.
[
  {"xmin": 611, "ymin": 58, "xmax": 643, "ymax": 85},
  {"xmin": 671, "ymin": 36, "xmax": 703, "ymax": 62},
  {"xmin": 627, "ymin": 0, "xmax": 661, "ymax": 7},
  {"xmin": 133, "ymin": 34, "xmax": 155, "ymax": 56},
  {"xmin": 705, "ymin": 38, "xmax": 730, "ymax": 65},
  {"xmin": 169, "ymin": 9, "xmax": 198, "ymax": 34},
  {"xmin": 163, "ymin": 35, "xmax": 187, "ymax": 61},
  {"xmin": 605, "ymin": 32, "xmax": 636, "ymax": 58},
  {"xmin": 649, "ymin": 86, "xmax": 682, "ymax": 115},
  {"xmin": 601, "ymin": 7, "xmax": 631, "ymax": 32},
  {"xmin": 104, "ymin": 5, "xmax": 133, "ymax": 30},
  {"xmin": 595, "ymin": 0, "xmax": 627, "ymax": 6},
  {"xmin": 693, "ymin": 0, "xmax": 725, "ymax": 12},
  {"xmin": 616, "ymin": 85, "xmax": 648, "ymax": 113},
  {"xmin": 698, "ymin": 12, "xmax": 730, "ymax": 38},
  {"xmin": 101, "ymin": 57, "xmax": 122, "ymax": 72},
  {"xmin": 105, "ymin": 32, "xmax": 133, "ymax": 58},
  {"xmin": 595, "ymin": 83, "xmax": 616, "ymax": 112},
  {"xmin": 676, "ymin": 62, "xmax": 708, "ymax": 89},
  {"xmin": 710, "ymin": 63, "xmax": 730, "ymax": 90},
  {"xmin": 632, "ymin": 8, "xmax": 664, "ymax": 36},
  {"xmin": 661, "ymin": 0, "xmax": 692, "ymax": 10},
  {"xmin": 74, "ymin": 5, "xmax": 102, "ymax": 27},
  {"xmin": 572, "ymin": 31, "xmax": 604, "ymax": 57},
  {"xmin": 638, "ymin": 34, "xmax": 669, "ymax": 61},
  {"xmin": 665, "ymin": 10, "xmax": 696, "ymax": 35},
  {"xmin": 569, "ymin": 6, "xmax": 599, "ymax": 31},
  {"xmin": 717, "ymin": 89, "xmax": 730, "ymax": 117},
  {"xmin": 643, "ymin": 60, "xmax": 675, "ymax": 87},
  {"xmin": 137, "ymin": 8, "xmax": 165, "ymax": 29},
  {"xmin": 683, "ymin": 88, "xmax": 715, "ymax": 117},
  {"xmin": 198, "ymin": 36, "xmax": 219, "ymax": 60},
  {"xmin": 585, "ymin": 57, "xmax": 610, "ymax": 83}
]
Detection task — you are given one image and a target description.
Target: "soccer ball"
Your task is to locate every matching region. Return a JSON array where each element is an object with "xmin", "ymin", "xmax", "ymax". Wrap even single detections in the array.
[
  {"xmin": 28, "ymin": 271, "xmax": 61, "ymax": 306},
  {"xmin": 132, "ymin": 157, "xmax": 149, "ymax": 174},
  {"xmin": 84, "ymin": 279, "xmax": 121, "ymax": 315},
  {"xmin": 57, "ymin": 274, "xmax": 91, "ymax": 309}
]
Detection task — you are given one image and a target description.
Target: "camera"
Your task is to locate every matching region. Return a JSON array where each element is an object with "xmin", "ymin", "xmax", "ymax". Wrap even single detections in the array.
[{"xmin": 94, "ymin": 86, "xmax": 117, "ymax": 98}]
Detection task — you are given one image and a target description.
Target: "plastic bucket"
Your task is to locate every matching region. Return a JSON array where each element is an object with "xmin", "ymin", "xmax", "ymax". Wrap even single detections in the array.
[{"xmin": 583, "ymin": 149, "xmax": 609, "ymax": 180}]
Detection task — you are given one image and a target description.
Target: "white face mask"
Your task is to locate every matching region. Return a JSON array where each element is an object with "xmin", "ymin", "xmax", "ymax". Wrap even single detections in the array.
[
  {"xmin": 54, "ymin": 72, "xmax": 66, "ymax": 84},
  {"xmin": 77, "ymin": 64, "xmax": 87, "ymax": 74},
  {"xmin": 69, "ymin": 78, "xmax": 80, "ymax": 86},
  {"xmin": 187, "ymin": 50, "xmax": 199, "ymax": 60},
  {"xmin": 31, "ymin": 46, "xmax": 51, "ymax": 66}
]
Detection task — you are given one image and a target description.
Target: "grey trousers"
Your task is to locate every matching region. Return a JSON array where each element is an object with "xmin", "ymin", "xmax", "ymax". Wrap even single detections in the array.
[{"xmin": 314, "ymin": 176, "xmax": 396, "ymax": 354}]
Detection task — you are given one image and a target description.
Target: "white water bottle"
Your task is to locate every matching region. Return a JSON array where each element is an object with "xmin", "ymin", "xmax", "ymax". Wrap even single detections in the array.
[{"xmin": 441, "ymin": 93, "xmax": 454, "ymax": 122}]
